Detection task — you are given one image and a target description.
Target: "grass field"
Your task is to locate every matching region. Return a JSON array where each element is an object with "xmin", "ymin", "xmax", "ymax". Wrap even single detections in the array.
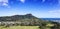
[{"xmin": 0, "ymin": 26, "xmax": 40, "ymax": 29}]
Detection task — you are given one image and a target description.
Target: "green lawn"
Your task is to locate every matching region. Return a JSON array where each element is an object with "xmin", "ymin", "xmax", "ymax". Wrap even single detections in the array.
[{"xmin": 0, "ymin": 26, "xmax": 40, "ymax": 29}]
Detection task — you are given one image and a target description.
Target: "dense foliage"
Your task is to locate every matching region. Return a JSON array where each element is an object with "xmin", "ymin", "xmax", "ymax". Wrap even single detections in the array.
[{"xmin": 0, "ymin": 14, "xmax": 60, "ymax": 29}]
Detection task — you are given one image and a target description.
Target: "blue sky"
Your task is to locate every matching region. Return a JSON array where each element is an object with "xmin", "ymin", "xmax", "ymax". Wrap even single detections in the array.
[{"xmin": 0, "ymin": 0, "xmax": 60, "ymax": 18}]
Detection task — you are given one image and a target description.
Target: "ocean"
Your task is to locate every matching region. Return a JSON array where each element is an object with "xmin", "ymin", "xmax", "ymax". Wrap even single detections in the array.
[{"xmin": 41, "ymin": 18, "xmax": 60, "ymax": 23}]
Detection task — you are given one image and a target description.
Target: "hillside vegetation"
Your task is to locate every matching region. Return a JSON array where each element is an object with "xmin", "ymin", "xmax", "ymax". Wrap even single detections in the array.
[{"xmin": 0, "ymin": 14, "xmax": 60, "ymax": 29}]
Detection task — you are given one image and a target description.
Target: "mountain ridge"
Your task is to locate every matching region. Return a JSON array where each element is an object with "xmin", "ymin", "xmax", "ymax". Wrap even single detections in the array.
[{"xmin": 0, "ymin": 14, "xmax": 39, "ymax": 21}]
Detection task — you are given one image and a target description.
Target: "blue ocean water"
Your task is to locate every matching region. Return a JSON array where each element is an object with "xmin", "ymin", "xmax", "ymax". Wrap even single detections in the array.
[{"xmin": 41, "ymin": 18, "xmax": 60, "ymax": 23}]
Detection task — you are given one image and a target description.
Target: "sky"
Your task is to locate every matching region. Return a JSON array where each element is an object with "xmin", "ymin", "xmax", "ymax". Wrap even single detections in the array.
[{"xmin": 0, "ymin": 0, "xmax": 60, "ymax": 18}]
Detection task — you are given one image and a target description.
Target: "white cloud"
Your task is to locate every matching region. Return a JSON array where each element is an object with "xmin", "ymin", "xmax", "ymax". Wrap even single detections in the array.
[
  {"xmin": 47, "ymin": 10, "xmax": 60, "ymax": 18},
  {"xmin": 42, "ymin": 0, "xmax": 45, "ymax": 3},
  {"xmin": 58, "ymin": 0, "xmax": 60, "ymax": 6},
  {"xmin": 58, "ymin": 0, "xmax": 60, "ymax": 4},
  {"xmin": 20, "ymin": 0, "xmax": 26, "ymax": 3},
  {"xmin": 2, "ymin": 3, "xmax": 8, "ymax": 6},
  {"xmin": 0, "ymin": 0, "xmax": 8, "ymax": 6},
  {"xmin": 48, "ymin": 10, "xmax": 60, "ymax": 14},
  {"xmin": 0, "ymin": 0, "xmax": 8, "ymax": 3}
]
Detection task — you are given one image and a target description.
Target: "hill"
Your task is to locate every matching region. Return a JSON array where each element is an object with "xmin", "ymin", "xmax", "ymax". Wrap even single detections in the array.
[
  {"xmin": 0, "ymin": 14, "xmax": 38, "ymax": 21},
  {"xmin": 0, "ymin": 14, "xmax": 44, "ymax": 26},
  {"xmin": 0, "ymin": 14, "xmax": 60, "ymax": 29}
]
